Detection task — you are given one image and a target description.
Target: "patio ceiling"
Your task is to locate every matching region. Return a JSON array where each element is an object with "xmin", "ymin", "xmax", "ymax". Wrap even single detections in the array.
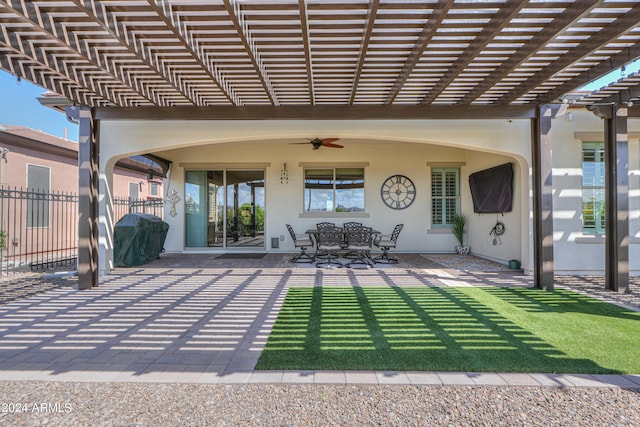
[{"xmin": 1, "ymin": 1, "xmax": 639, "ymax": 114}]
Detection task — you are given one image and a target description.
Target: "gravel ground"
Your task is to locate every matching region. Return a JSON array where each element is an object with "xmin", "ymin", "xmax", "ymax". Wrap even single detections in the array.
[
  {"xmin": 0, "ymin": 382, "xmax": 639, "ymax": 426},
  {"xmin": 555, "ymin": 275, "xmax": 640, "ymax": 311},
  {"xmin": 0, "ymin": 271, "xmax": 76, "ymax": 305}
]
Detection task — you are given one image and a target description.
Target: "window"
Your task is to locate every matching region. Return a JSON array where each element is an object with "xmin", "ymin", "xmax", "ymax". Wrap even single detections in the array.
[
  {"xmin": 304, "ymin": 168, "xmax": 364, "ymax": 212},
  {"xmin": 129, "ymin": 182, "xmax": 140, "ymax": 200},
  {"xmin": 27, "ymin": 164, "xmax": 50, "ymax": 228},
  {"xmin": 582, "ymin": 142, "xmax": 605, "ymax": 234},
  {"xmin": 431, "ymin": 168, "xmax": 460, "ymax": 227},
  {"xmin": 150, "ymin": 182, "xmax": 159, "ymax": 197}
]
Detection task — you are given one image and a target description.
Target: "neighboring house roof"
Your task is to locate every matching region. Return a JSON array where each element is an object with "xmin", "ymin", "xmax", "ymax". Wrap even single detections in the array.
[
  {"xmin": 0, "ymin": 124, "xmax": 78, "ymax": 157},
  {"xmin": 0, "ymin": 125, "xmax": 164, "ymax": 176}
]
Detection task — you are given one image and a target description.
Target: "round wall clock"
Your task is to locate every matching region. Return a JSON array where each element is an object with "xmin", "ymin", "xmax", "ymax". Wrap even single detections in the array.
[{"xmin": 381, "ymin": 175, "xmax": 416, "ymax": 210}]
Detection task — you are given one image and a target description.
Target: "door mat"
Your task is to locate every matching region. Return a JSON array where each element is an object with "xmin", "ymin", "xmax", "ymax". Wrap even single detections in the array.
[{"xmin": 215, "ymin": 253, "xmax": 266, "ymax": 260}]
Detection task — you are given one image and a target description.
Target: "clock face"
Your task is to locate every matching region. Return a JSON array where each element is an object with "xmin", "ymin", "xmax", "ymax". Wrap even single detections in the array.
[{"xmin": 381, "ymin": 175, "xmax": 416, "ymax": 210}]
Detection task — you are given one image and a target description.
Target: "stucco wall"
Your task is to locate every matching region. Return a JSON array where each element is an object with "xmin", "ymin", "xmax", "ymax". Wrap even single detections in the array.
[
  {"xmin": 156, "ymin": 141, "xmax": 521, "ymax": 259},
  {"xmin": 1, "ymin": 144, "xmax": 78, "ymax": 191},
  {"xmin": 98, "ymin": 118, "xmax": 531, "ymax": 273},
  {"xmin": 94, "ymin": 112, "xmax": 640, "ymax": 277},
  {"xmin": 549, "ymin": 109, "xmax": 640, "ymax": 275}
]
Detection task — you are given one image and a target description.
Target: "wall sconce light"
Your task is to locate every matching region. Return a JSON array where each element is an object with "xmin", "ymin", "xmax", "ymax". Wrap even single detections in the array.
[
  {"xmin": 566, "ymin": 112, "xmax": 574, "ymax": 121},
  {"xmin": 280, "ymin": 163, "xmax": 289, "ymax": 184},
  {"xmin": 1, "ymin": 148, "xmax": 8, "ymax": 163}
]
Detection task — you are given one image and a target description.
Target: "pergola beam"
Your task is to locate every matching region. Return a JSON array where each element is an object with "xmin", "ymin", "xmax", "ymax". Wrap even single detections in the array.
[
  {"xmin": 0, "ymin": 46, "xmax": 99, "ymax": 107},
  {"xmin": 95, "ymin": 105, "xmax": 536, "ymax": 121},
  {"xmin": 222, "ymin": 0, "xmax": 279, "ymax": 105},
  {"xmin": 145, "ymin": 0, "xmax": 239, "ymax": 106},
  {"xmin": 349, "ymin": 0, "xmax": 379, "ymax": 105},
  {"xmin": 458, "ymin": 0, "xmax": 603, "ymax": 105},
  {"xmin": 1, "ymin": 2, "xmax": 139, "ymax": 106},
  {"xmin": 541, "ymin": 42, "xmax": 640, "ymax": 104},
  {"xmin": 596, "ymin": 82, "xmax": 640, "ymax": 106},
  {"xmin": 419, "ymin": 0, "xmax": 526, "ymax": 105},
  {"xmin": 70, "ymin": 0, "xmax": 199, "ymax": 105},
  {"xmin": 6, "ymin": 0, "xmax": 185, "ymax": 106},
  {"xmin": 384, "ymin": 0, "xmax": 454, "ymax": 105},
  {"xmin": 498, "ymin": 2, "xmax": 640, "ymax": 105},
  {"xmin": 298, "ymin": 0, "xmax": 315, "ymax": 105}
]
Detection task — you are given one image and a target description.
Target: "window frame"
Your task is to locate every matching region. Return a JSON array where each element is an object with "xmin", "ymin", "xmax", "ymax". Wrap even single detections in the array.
[
  {"xmin": 302, "ymin": 167, "xmax": 365, "ymax": 214},
  {"xmin": 149, "ymin": 181, "xmax": 160, "ymax": 197},
  {"xmin": 431, "ymin": 167, "xmax": 461, "ymax": 228},
  {"xmin": 581, "ymin": 141, "xmax": 605, "ymax": 234},
  {"xmin": 128, "ymin": 181, "xmax": 140, "ymax": 200},
  {"xmin": 26, "ymin": 163, "xmax": 51, "ymax": 229}
]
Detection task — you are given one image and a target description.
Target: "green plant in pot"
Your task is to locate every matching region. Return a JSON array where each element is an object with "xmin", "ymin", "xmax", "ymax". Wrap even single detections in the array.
[{"xmin": 452, "ymin": 212, "xmax": 469, "ymax": 255}]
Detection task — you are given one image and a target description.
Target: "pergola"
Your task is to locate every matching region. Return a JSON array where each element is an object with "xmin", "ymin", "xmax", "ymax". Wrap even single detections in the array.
[{"xmin": 1, "ymin": 0, "xmax": 639, "ymax": 291}]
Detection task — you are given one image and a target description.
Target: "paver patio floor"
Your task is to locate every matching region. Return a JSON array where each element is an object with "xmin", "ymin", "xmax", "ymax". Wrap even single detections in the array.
[{"xmin": 0, "ymin": 253, "xmax": 638, "ymax": 388}]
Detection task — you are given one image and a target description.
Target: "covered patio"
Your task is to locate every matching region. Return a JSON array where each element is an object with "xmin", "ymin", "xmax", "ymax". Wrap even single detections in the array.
[{"xmin": 1, "ymin": 1, "xmax": 640, "ymax": 293}]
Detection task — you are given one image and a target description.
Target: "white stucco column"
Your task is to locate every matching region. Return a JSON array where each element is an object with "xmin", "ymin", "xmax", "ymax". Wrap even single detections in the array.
[{"xmin": 98, "ymin": 159, "xmax": 116, "ymax": 275}]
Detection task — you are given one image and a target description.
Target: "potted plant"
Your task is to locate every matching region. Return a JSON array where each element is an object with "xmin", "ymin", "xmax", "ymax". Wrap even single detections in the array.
[{"xmin": 452, "ymin": 212, "xmax": 469, "ymax": 255}]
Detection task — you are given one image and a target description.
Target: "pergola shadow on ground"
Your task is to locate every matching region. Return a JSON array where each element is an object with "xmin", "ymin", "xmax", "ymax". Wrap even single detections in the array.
[{"xmin": 0, "ymin": 253, "xmax": 638, "ymax": 387}]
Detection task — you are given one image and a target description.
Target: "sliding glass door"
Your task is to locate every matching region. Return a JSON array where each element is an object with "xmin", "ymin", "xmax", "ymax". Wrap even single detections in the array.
[{"xmin": 185, "ymin": 169, "xmax": 264, "ymax": 248}]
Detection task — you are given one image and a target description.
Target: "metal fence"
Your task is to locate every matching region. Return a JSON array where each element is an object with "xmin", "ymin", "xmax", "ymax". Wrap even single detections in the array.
[
  {"xmin": 113, "ymin": 197, "xmax": 164, "ymax": 220},
  {"xmin": 0, "ymin": 187, "xmax": 164, "ymax": 276}
]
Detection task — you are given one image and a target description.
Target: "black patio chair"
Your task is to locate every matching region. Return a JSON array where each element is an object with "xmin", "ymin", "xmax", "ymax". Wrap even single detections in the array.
[
  {"xmin": 286, "ymin": 224, "xmax": 314, "ymax": 263},
  {"xmin": 342, "ymin": 222, "xmax": 363, "ymax": 257},
  {"xmin": 345, "ymin": 226, "xmax": 374, "ymax": 268},
  {"xmin": 315, "ymin": 224, "xmax": 344, "ymax": 268},
  {"xmin": 373, "ymin": 224, "xmax": 404, "ymax": 264}
]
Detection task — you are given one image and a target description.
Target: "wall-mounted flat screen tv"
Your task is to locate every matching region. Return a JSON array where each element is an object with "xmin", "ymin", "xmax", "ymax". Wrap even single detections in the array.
[{"xmin": 469, "ymin": 163, "xmax": 513, "ymax": 213}]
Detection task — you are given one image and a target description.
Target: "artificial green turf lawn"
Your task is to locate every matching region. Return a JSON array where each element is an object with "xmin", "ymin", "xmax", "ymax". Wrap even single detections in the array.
[{"xmin": 255, "ymin": 286, "xmax": 640, "ymax": 373}]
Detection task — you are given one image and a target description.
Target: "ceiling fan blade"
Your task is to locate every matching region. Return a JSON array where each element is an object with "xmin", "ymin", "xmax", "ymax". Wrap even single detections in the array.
[
  {"xmin": 322, "ymin": 142, "xmax": 344, "ymax": 148},
  {"xmin": 291, "ymin": 138, "xmax": 342, "ymax": 148}
]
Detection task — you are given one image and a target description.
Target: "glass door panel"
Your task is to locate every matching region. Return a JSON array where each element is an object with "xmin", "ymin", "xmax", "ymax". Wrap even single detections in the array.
[
  {"xmin": 207, "ymin": 171, "xmax": 224, "ymax": 247},
  {"xmin": 185, "ymin": 169, "xmax": 264, "ymax": 248},
  {"xmin": 185, "ymin": 170, "xmax": 207, "ymax": 247},
  {"xmin": 226, "ymin": 170, "xmax": 265, "ymax": 248}
]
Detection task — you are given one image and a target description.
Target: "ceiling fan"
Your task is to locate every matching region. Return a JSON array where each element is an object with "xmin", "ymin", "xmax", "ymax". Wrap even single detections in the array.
[{"xmin": 294, "ymin": 138, "xmax": 344, "ymax": 150}]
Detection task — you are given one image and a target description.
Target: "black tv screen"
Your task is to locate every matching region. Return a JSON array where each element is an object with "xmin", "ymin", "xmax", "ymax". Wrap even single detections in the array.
[{"xmin": 469, "ymin": 163, "xmax": 513, "ymax": 213}]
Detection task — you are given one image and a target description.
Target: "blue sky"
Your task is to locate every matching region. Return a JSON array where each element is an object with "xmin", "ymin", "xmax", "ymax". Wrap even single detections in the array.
[{"xmin": 0, "ymin": 69, "xmax": 77, "ymax": 141}]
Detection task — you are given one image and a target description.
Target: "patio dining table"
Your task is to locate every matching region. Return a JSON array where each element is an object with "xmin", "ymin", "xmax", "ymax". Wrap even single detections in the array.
[
  {"xmin": 306, "ymin": 224, "xmax": 380, "ymax": 267},
  {"xmin": 305, "ymin": 226, "xmax": 381, "ymax": 236}
]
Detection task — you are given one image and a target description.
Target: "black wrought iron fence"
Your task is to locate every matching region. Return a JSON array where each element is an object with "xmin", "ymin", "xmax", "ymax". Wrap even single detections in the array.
[
  {"xmin": 0, "ymin": 186, "xmax": 78, "ymax": 275},
  {"xmin": 113, "ymin": 197, "xmax": 164, "ymax": 220},
  {"xmin": 0, "ymin": 187, "xmax": 164, "ymax": 276}
]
